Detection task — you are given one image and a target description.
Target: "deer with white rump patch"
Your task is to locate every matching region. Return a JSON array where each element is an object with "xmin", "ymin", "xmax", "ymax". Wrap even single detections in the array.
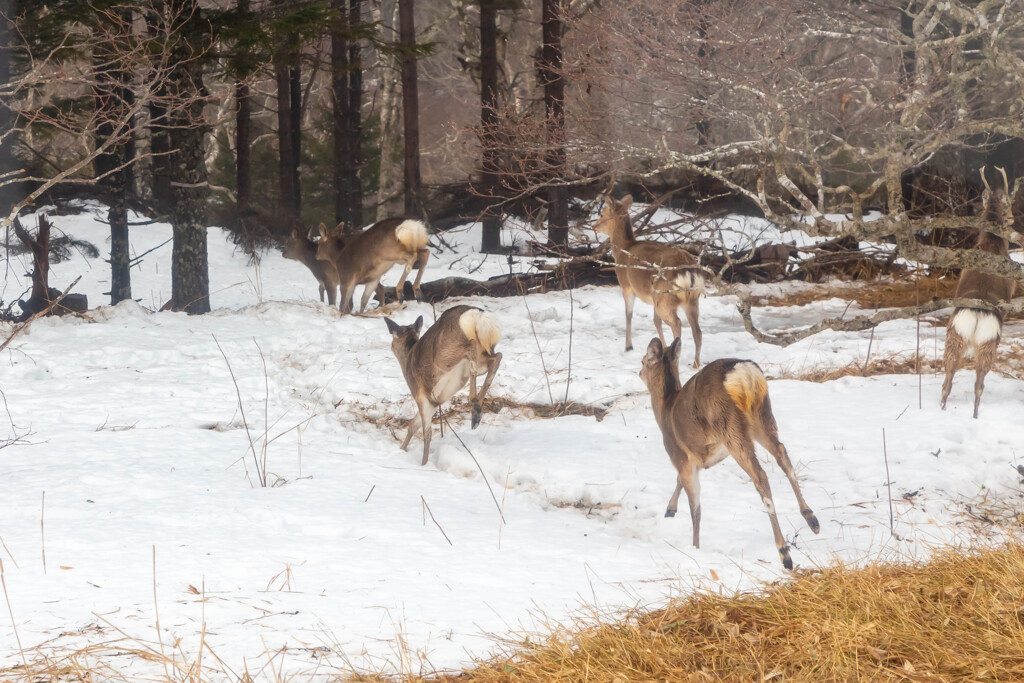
[
  {"xmin": 940, "ymin": 167, "xmax": 1018, "ymax": 418},
  {"xmin": 595, "ymin": 194, "xmax": 710, "ymax": 367},
  {"xmin": 317, "ymin": 217, "xmax": 430, "ymax": 314},
  {"xmin": 282, "ymin": 227, "xmax": 340, "ymax": 306},
  {"xmin": 639, "ymin": 337, "xmax": 820, "ymax": 570},
  {"xmin": 385, "ymin": 306, "xmax": 502, "ymax": 466}
]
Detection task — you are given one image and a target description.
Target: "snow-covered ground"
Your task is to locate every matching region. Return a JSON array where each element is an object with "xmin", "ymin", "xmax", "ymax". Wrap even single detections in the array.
[{"xmin": 1, "ymin": 202, "xmax": 1022, "ymax": 679}]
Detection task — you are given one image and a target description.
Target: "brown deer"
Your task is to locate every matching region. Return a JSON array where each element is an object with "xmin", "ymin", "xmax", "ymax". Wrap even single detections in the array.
[
  {"xmin": 384, "ymin": 306, "xmax": 502, "ymax": 466},
  {"xmin": 282, "ymin": 226, "xmax": 340, "ymax": 306},
  {"xmin": 940, "ymin": 167, "xmax": 1018, "ymax": 418},
  {"xmin": 595, "ymin": 194, "xmax": 710, "ymax": 367},
  {"xmin": 639, "ymin": 337, "xmax": 820, "ymax": 570},
  {"xmin": 317, "ymin": 217, "xmax": 430, "ymax": 314}
]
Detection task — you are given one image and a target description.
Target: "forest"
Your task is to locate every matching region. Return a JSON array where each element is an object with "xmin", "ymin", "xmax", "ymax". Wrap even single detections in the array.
[{"xmin": 1, "ymin": 0, "xmax": 1024, "ymax": 680}]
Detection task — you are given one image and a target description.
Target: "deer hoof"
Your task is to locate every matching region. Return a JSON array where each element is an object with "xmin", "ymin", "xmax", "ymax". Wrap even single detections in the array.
[
  {"xmin": 803, "ymin": 509, "xmax": 821, "ymax": 534},
  {"xmin": 691, "ymin": 360, "xmax": 700, "ymax": 369},
  {"xmin": 780, "ymin": 546, "xmax": 793, "ymax": 570},
  {"xmin": 625, "ymin": 345, "xmax": 633, "ymax": 352},
  {"xmin": 664, "ymin": 509, "xmax": 676, "ymax": 518},
  {"xmin": 471, "ymin": 400, "xmax": 482, "ymax": 429}
]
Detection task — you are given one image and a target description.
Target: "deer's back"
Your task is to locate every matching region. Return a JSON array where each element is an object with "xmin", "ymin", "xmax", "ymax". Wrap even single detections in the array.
[
  {"xmin": 955, "ymin": 232, "xmax": 1015, "ymax": 304},
  {"xmin": 664, "ymin": 359, "xmax": 754, "ymax": 466},
  {"xmin": 407, "ymin": 306, "xmax": 479, "ymax": 389},
  {"xmin": 338, "ymin": 218, "xmax": 414, "ymax": 274},
  {"xmin": 615, "ymin": 240, "xmax": 698, "ymax": 295}
]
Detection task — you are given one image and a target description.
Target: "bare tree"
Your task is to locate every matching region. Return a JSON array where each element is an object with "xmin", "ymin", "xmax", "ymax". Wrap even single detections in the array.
[{"xmin": 398, "ymin": 0, "xmax": 422, "ymax": 218}]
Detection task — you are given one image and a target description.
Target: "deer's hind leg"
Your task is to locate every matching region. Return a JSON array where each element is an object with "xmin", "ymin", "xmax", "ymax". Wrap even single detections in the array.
[
  {"xmin": 394, "ymin": 258, "xmax": 415, "ymax": 302},
  {"xmin": 972, "ymin": 337, "xmax": 999, "ymax": 419},
  {"xmin": 940, "ymin": 326, "xmax": 967, "ymax": 410},
  {"xmin": 751, "ymin": 398, "xmax": 819, "ymax": 534},
  {"xmin": 412, "ymin": 249, "xmax": 430, "ymax": 300},
  {"xmin": 682, "ymin": 296, "xmax": 702, "ymax": 368},
  {"xmin": 468, "ymin": 352, "xmax": 502, "ymax": 429},
  {"xmin": 728, "ymin": 427, "xmax": 793, "ymax": 570},
  {"xmin": 622, "ymin": 287, "xmax": 637, "ymax": 352}
]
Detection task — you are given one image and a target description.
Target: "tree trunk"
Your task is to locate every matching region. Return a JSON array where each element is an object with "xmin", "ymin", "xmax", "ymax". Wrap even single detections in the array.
[
  {"xmin": 235, "ymin": 0, "xmax": 252, "ymax": 216},
  {"xmin": 168, "ymin": 0, "xmax": 210, "ymax": 314},
  {"xmin": 274, "ymin": 50, "xmax": 298, "ymax": 225},
  {"xmin": 94, "ymin": 8, "xmax": 136, "ymax": 305},
  {"xmin": 540, "ymin": 0, "xmax": 567, "ymax": 248},
  {"xmin": 479, "ymin": 0, "xmax": 501, "ymax": 253},
  {"xmin": 347, "ymin": 0, "xmax": 364, "ymax": 226},
  {"xmin": 331, "ymin": 0, "xmax": 351, "ymax": 227},
  {"xmin": 375, "ymin": 0, "xmax": 402, "ymax": 220},
  {"xmin": 398, "ymin": 0, "xmax": 421, "ymax": 218},
  {"xmin": 289, "ymin": 61, "xmax": 302, "ymax": 218},
  {"xmin": 0, "ymin": 0, "xmax": 20, "ymax": 224}
]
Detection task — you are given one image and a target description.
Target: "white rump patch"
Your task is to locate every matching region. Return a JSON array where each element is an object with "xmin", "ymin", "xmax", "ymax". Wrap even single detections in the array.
[
  {"xmin": 674, "ymin": 270, "xmax": 706, "ymax": 295},
  {"xmin": 395, "ymin": 219, "xmax": 428, "ymax": 251},
  {"xmin": 950, "ymin": 309, "xmax": 1001, "ymax": 345},
  {"xmin": 459, "ymin": 309, "xmax": 501, "ymax": 354}
]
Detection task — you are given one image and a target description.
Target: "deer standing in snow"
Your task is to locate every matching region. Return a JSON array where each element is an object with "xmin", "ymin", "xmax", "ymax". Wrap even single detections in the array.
[
  {"xmin": 317, "ymin": 217, "xmax": 430, "ymax": 314},
  {"xmin": 283, "ymin": 227, "xmax": 339, "ymax": 306},
  {"xmin": 595, "ymin": 195, "xmax": 710, "ymax": 367},
  {"xmin": 639, "ymin": 337, "xmax": 820, "ymax": 570},
  {"xmin": 384, "ymin": 306, "xmax": 502, "ymax": 466},
  {"xmin": 940, "ymin": 167, "xmax": 1018, "ymax": 418}
]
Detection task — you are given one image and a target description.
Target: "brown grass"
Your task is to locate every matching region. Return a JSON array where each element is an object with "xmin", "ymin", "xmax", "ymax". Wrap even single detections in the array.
[
  {"xmin": 753, "ymin": 275, "xmax": 959, "ymax": 310},
  {"xmin": 427, "ymin": 541, "xmax": 1024, "ymax": 682},
  {"xmin": 771, "ymin": 346, "xmax": 1024, "ymax": 384}
]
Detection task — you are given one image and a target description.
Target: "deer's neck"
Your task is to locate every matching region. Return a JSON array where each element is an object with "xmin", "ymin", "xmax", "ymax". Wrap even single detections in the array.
[
  {"xmin": 608, "ymin": 216, "xmax": 637, "ymax": 250},
  {"xmin": 646, "ymin": 369, "xmax": 679, "ymax": 431}
]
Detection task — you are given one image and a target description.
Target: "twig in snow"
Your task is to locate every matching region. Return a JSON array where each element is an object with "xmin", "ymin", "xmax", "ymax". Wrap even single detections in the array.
[
  {"xmin": 438, "ymin": 412, "xmax": 505, "ymax": 525},
  {"xmin": 0, "ymin": 275, "xmax": 82, "ymax": 354},
  {"xmin": 213, "ymin": 334, "xmax": 266, "ymax": 487},
  {"xmin": 0, "ymin": 559, "xmax": 26, "ymax": 670},
  {"xmin": 153, "ymin": 545, "xmax": 170, "ymax": 682},
  {"xmin": 564, "ymin": 284, "xmax": 575, "ymax": 404},
  {"xmin": 421, "ymin": 496, "xmax": 453, "ymax": 546},
  {"xmin": 882, "ymin": 428, "xmax": 895, "ymax": 538},
  {"xmin": 519, "ymin": 281, "xmax": 554, "ymax": 405},
  {"xmin": 364, "ymin": 485, "xmax": 375, "ymax": 503},
  {"xmin": 40, "ymin": 491, "xmax": 45, "ymax": 574}
]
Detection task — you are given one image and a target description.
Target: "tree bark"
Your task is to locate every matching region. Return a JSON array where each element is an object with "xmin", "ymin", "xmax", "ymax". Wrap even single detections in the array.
[
  {"xmin": 479, "ymin": 0, "xmax": 501, "ymax": 252},
  {"xmin": 274, "ymin": 47, "xmax": 298, "ymax": 225},
  {"xmin": 289, "ymin": 61, "xmax": 302, "ymax": 218},
  {"xmin": 168, "ymin": 0, "xmax": 210, "ymax": 314},
  {"xmin": 0, "ymin": 0, "xmax": 20, "ymax": 224},
  {"xmin": 540, "ymin": 0, "xmax": 567, "ymax": 248},
  {"xmin": 347, "ymin": 0, "xmax": 364, "ymax": 226},
  {"xmin": 235, "ymin": 0, "xmax": 252, "ymax": 216},
  {"xmin": 398, "ymin": 0, "xmax": 421, "ymax": 218},
  {"xmin": 332, "ymin": 0, "xmax": 352, "ymax": 227},
  {"xmin": 375, "ymin": 0, "xmax": 401, "ymax": 221},
  {"xmin": 94, "ymin": 11, "xmax": 135, "ymax": 305}
]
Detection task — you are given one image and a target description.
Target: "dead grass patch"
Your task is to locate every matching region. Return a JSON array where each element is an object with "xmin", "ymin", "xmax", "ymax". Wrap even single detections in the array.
[
  {"xmin": 428, "ymin": 540, "xmax": 1024, "ymax": 682},
  {"xmin": 773, "ymin": 347, "xmax": 1023, "ymax": 383},
  {"xmin": 753, "ymin": 275, "xmax": 959, "ymax": 310}
]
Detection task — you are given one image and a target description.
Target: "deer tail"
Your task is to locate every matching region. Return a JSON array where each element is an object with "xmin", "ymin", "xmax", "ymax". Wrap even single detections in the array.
[
  {"xmin": 395, "ymin": 219, "xmax": 428, "ymax": 251},
  {"xmin": 722, "ymin": 361, "xmax": 768, "ymax": 415},
  {"xmin": 949, "ymin": 308, "xmax": 1002, "ymax": 346},
  {"xmin": 673, "ymin": 267, "xmax": 709, "ymax": 300},
  {"xmin": 459, "ymin": 308, "xmax": 501, "ymax": 354}
]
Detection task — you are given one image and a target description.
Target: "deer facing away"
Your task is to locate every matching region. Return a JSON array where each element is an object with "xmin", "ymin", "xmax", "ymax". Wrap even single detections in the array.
[
  {"xmin": 595, "ymin": 195, "xmax": 710, "ymax": 367},
  {"xmin": 283, "ymin": 227, "xmax": 340, "ymax": 306},
  {"xmin": 940, "ymin": 167, "xmax": 1018, "ymax": 418},
  {"xmin": 639, "ymin": 337, "xmax": 820, "ymax": 570},
  {"xmin": 317, "ymin": 217, "xmax": 430, "ymax": 314},
  {"xmin": 385, "ymin": 305, "xmax": 502, "ymax": 466}
]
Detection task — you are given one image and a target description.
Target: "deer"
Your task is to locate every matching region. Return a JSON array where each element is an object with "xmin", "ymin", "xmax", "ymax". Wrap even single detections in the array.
[
  {"xmin": 282, "ymin": 226, "xmax": 340, "ymax": 306},
  {"xmin": 940, "ymin": 167, "xmax": 1018, "ymax": 418},
  {"xmin": 594, "ymin": 194, "xmax": 710, "ymax": 367},
  {"xmin": 317, "ymin": 217, "xmax": 430, "ymax": 314},
  {"xmin": 384, "ymin": 306, "xmax": 502, "ymax": 466},
  {"xmin": 638, "ymin": 337, "xmax": 820, "ymax": 570}
]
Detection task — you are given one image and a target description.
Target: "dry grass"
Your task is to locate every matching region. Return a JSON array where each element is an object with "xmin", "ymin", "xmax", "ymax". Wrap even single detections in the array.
[
  {"xmin": 770, "ymin": 346, "xmax": 1024, "ymax": 384},
  {"xmin": 423, "ymin": 541, "xmax": 1024, "ymax": 682},
  {"xmin": 752, "ymin": 275, "xmax": 959, "ymax": 310}
]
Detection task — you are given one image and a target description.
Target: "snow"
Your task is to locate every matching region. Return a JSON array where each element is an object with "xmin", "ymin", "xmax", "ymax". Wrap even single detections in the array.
[{"xmin": 1, "ymin": 201, "xmax": 1022, "ymax": 679}]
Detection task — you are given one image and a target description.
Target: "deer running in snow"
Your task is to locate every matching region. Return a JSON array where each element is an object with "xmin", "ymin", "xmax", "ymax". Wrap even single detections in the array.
[
  {"xmin": 940, "ymin": 167, "xmax": 1018, "ymax": 418},
  {"xmin": 385, "ymin": 306, "xmax": 502, "ymax": 466},
  {"xmin": 317, "ymin": 217, "xmax": 430, "ymax": 314},
  {"xmin": 282, "ymin": 227, "xmax": 340, "ymax": 306},
  {"xmin": 639, "ymin": 337, "xmax": 820, "ymax": 570},
  {"xmin": 595, "ymin": 194, "xmax": 710, "ymax": 367}
]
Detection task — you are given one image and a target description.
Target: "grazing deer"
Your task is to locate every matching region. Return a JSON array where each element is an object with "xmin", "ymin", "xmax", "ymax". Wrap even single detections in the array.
[
  {"xmin": 639, "ymin": 337, "xmax": 820, "ymax": 570},
  {"xmin": 317, "ymin": 217, "xmax": 430, "ymax": 314},
  {"xmin": 940, "ymin": 167, "xmax": 1018, "ymax": 418},
  {"xmin": 283, "ymin": 227, "xmax": 339, "ymax": 306},
  {"xmin": 595, "ymin": 194, "xmax": 710, "ymax": 367},
  {"xmin": 384, "ymin": 306, "xmax": 502, "ymax": 466}
]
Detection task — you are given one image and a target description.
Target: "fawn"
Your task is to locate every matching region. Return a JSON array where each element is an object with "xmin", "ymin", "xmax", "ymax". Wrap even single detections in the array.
[
  {"xmin": 385, "ymin": 306, "xmax": 502, "ymax": 466},
  {"xmin": 639, "ymin": 337, "xmax": 820, "ymax": 569},
  {"xmin": 282, "ymin": 227, "xmax": 340, "ymax": 306},
  {"xmin": 940, "ymin": 167, "xmax": 1018, "ymax": 418},
  {"xmin": 595, "ymin": 194, "xmax": 710, "ymax": 367},
  {"xmin": 317, "ymin": 217, "xmax": 430, "ymax": 314}
]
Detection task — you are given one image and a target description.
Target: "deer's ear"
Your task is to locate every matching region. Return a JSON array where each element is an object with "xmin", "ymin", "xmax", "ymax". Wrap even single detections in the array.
[
  {"xmin": 644, "ymin": 338, "xmax": 663, "ymax": 364},
  {"xmin": 384, "ymin": 317, "xmax": 401, "ymax": 335},
  {"xmin": 334, "ymin": 220, "xmax": 346, "ymax": 234},
  {"xmin": 318, "ymin": 222, "xmax": 328, "ymax": 239},
  {"xmin": 620, "ymin": 194, "xmax": 633, "ymax": 210},
  {"xmin": 413, "ymin": 316, "xmax": 424, "ymax": 334},
  {"xmin": 667, "ymin": 337, "xmax": 683, "ymax": 362}
]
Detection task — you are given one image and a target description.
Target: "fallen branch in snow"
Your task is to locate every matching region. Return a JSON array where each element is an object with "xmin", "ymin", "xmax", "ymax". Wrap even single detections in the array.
[
  {"xmin": 421, "ymin": 496, "xmax": 453, "ymax": 546},
  {"xmin": 731, "ymin": 289, "xmax": 1024, "ymax": 347}
]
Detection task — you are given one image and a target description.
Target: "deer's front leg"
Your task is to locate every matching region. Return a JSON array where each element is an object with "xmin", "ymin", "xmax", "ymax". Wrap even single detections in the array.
[{"xmin": 470, "ymin": 352, "xmax": 502, "ymax": 429}]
